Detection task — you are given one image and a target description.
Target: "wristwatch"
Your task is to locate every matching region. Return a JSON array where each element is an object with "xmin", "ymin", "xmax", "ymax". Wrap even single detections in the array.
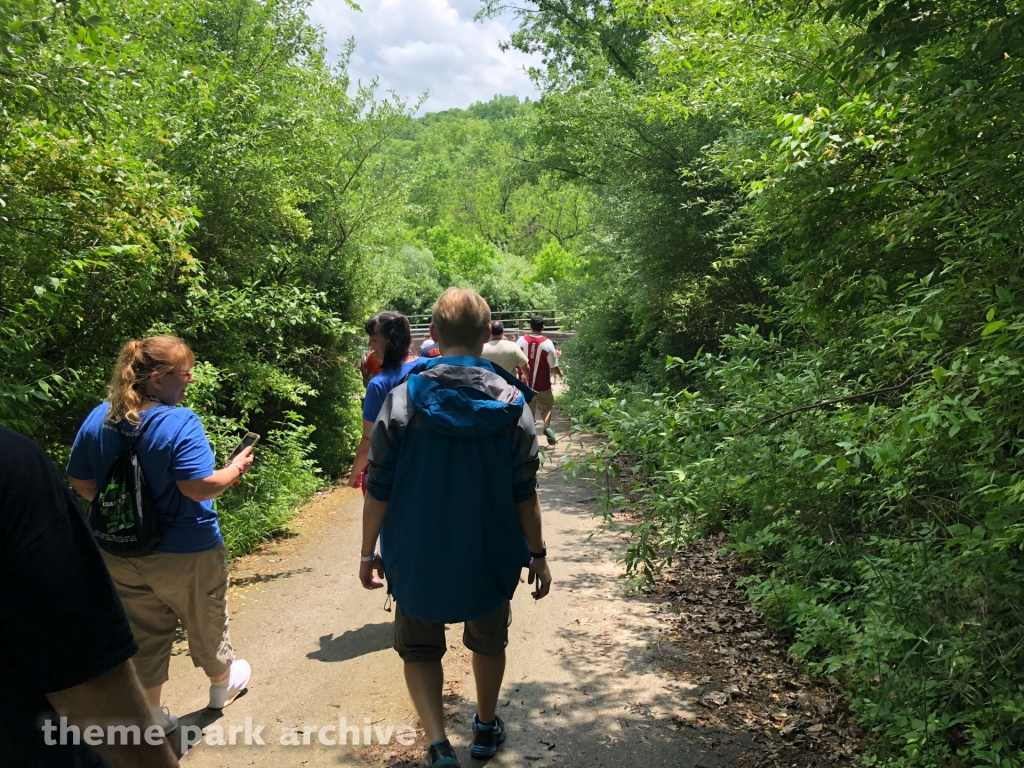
[{"xmin": 530, "ymin": 541, "xmax": 547, "ymax": 559}]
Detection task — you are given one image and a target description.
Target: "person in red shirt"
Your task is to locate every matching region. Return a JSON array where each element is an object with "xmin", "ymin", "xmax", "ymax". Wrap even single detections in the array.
[
  {"xmin": 350, "ymin": 312, "xmax": 419, "ymax": 495},
  {"xmin": 516, "ymin": 316, "xmax": 562, "ymax": 445},
  {"xmin": 361, "ymin": 351, "xmax": 382, "ymax": 384},
  {"xmin": 359, "ymin": 316, "xmax": 385, "ymax": 385}
]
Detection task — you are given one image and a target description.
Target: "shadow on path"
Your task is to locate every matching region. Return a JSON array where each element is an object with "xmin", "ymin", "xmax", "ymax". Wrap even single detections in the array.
[
  {"xmin": 233, "ymin": 567, "xmax": 313, "ymax": 587},
  {"xmin": 172, "ymin": 706, "xmax": 227, "ymax": 758},
  {"xmin": 307, "ymin": 622, "xmax": 395, "ymax": 663}
]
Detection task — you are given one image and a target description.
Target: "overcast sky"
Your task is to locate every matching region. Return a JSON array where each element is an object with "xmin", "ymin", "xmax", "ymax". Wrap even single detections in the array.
[{"xmin": 307, "ymin": 0, "xmax": 540, "ymax": 114}]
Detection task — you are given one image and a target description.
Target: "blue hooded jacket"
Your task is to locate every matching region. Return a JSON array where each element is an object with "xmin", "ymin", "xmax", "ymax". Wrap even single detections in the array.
[{"xmin": 366, "ymin": 356, "xmax": 539, "ymax": 624}]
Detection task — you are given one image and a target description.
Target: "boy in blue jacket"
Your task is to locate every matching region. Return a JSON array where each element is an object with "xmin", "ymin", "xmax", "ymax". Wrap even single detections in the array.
[{"xmin": 358, "ymin": 287, "xmax": 553, "ymax": 768}]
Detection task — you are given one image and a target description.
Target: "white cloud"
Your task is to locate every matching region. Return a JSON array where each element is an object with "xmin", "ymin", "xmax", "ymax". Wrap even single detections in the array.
[{"xmin": 307, "ymin": 0, "xmax": 540, "ymax": 113}]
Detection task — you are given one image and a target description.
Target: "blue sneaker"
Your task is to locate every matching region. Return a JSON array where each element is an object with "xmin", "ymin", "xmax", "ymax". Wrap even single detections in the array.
[
  {"xmin": 470, "ymin": 714, "xmax": 506, "ymax": 760},
  {"xmin": 428, "ymin": 738, "xmax": 460, "ymax": 768}
]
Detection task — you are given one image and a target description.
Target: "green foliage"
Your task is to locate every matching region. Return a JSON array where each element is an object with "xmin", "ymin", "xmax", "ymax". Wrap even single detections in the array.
[
  {"xmin": 184, "ymin": 362, "xmax": 321, "ymax": 556},
  {"xmin": 484, "ymin": 2, "xmax": 781, "ymax": 389},
  {"xmin": 427, "ymin": 226, "xmax": 497, "ymax": 285},
  {"xmin": 573, "ymin": 265, "xmax": 1024, "ymax": 766},
  {"xmin": 0, "ymin": 0, "xmax": 410, "ymax": 552},
  {"xmin": 378, "ymin": 95, "xmax": 590, "ymax": 314},
  {"xmin": 474, "ymin": 251, "xmax": 556, "ymax": 313},
  {"xmin": 385, "ymin": 246, "xmax": 444, "ymax": 316},
  {"xmin": 530, "ymin": 239, "xmax": 578, "ymax": 284},
  {"xmin": 510, "ymin": 0, "xmax": 1024, "ymax": 765}
]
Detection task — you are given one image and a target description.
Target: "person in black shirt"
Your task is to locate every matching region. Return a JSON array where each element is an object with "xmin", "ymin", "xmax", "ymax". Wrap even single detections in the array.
[{"xmin": 0, "ymin": 426, "xmax": 178, "ymax": 768}]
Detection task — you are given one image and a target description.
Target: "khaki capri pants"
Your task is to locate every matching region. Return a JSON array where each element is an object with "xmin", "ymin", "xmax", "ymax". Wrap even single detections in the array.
[{"xmin": 101, "ymin": 546, "xmax": 235, "ymax": 689}]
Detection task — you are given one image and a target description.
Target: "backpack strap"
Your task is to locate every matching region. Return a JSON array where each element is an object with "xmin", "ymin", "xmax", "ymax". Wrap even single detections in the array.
[
  {"xmin": 114, "ymin": 405, "xmax": 173, "ymax": 446},
  {"xmin": 111, "ymin": 405, "xmax": 182, "ymax": 544}
]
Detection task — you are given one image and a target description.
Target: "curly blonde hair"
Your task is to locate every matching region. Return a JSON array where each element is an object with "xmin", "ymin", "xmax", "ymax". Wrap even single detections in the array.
[{"xmin": 107, "ymin": 336, "xmax": 195, "ymax": 425}]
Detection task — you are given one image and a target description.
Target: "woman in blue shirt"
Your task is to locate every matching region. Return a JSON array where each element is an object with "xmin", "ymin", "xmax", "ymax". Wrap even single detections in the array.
[
  {"xmin": 348, "ymin": 311, "xmax": 420, "ymax": 492},
  {"xmin": 67, "ymin": 335, "xmax": 254, "ymax": 735}
]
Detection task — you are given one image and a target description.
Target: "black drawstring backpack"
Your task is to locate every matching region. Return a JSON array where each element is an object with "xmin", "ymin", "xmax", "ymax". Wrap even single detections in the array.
[{"xmin": 88, "ymin": 406, "xmax": 170, "ymax": 557}]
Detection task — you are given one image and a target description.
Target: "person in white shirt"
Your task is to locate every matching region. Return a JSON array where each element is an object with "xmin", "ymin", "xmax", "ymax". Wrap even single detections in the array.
[{"xmin": 479, "ymin": 321, "xmax": 528, "ymax": 377}]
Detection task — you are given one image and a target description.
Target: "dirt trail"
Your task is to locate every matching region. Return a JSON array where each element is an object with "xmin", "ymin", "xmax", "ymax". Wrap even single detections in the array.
[{"xmin": 161, "ymin": 410, "xmax": 835, "ymax": 767}]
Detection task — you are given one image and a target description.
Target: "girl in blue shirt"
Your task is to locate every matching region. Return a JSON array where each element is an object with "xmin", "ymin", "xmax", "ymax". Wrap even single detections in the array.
[
  {"xmin": 67, "ymin": 335, "xmax": 254, "ymax": 735},
  {"xmin": 348, "ymin": 311, "xmax": 420, "ymax": 492}
]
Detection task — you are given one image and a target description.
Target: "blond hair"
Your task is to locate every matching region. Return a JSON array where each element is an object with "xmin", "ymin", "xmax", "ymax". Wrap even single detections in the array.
[
  {"xmin": 107, "ymin": 336, "xmax": 195, "ymax": 425},
  {"xmin": 431, "ymin": 288, "xmax": 491, "ymax": 350}
]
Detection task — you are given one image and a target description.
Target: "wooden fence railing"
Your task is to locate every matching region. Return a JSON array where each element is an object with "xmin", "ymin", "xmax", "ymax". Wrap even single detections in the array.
[{"xmin": 407, "ymin": 309, "xmax": 576, "ymax": 341}]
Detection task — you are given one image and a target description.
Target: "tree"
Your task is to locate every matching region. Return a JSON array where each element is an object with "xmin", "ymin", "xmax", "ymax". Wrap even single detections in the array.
[
  {"xmin": 509, "ymin": 0, "xmax": 1024, "ymax": 763},
  {"xmin": 0, "ymin": 0, "xmax": 409, "ymax": 553}
]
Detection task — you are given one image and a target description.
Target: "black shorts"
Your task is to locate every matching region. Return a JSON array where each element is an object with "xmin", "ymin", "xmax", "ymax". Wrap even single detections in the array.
[{"xmin": 393, "ymin": 601, "xmax": 511, "ymax": 663}]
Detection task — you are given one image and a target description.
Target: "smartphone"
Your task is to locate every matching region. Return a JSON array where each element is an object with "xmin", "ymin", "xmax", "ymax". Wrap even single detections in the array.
[{"xmin": 227, "ymin": 432, "xmax": 260, "ymax": 463}]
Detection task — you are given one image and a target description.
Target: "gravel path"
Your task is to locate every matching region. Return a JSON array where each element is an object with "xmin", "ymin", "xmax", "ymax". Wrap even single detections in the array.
[{"xmin": 163, "ymin": 411, "xmax": 755, "ymax": 767}]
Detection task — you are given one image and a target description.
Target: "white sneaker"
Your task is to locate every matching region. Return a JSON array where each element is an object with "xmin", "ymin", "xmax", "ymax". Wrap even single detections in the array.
[
  {"xmin": 208, "ymin": 659, "xmax": 251, "ymax": 709},
  {"xmin": 152, "ymin": 705, "xmax": 178, "ymax": 735}
]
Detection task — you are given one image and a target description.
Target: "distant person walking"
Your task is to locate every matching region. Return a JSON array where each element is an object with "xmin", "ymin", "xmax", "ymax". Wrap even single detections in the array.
[
  {"xmin": 359, "ymin": 288, "xmax": 552, "ymax": 768},
  {"xmin": 360, "ymin": 351, "xmax": 382, "ymax": 385},
  {"xmin": 67, "ymin": 335, "xmax": 254, "ymax": 734},
  {"xmin": 2, "ymin": 426, "xmax": 179, "ymax": 768},
  {"xmin": 348, "ymin": 312, "xmax": 419, "ymax": 492},
  {"xmin": 517, "ymin": 316, "xmax": 562, "ymax": 445},
  {"xmin": 480, "ymin": 320, "xmax": 528, "ymax": 377}
]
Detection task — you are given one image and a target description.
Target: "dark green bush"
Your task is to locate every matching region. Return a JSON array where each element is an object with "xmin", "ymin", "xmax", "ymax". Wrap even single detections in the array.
[
  {"xmin": 570, "ymin": 260, "xmax": 1024, "ymax": 766},
  {"xmin": 0, "ymin": 0, "xmax": 407, "ymax": 552}
]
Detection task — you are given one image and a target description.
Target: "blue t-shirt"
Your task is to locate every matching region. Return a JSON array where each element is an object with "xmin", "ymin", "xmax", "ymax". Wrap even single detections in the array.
[
  {"xmin": 362, "ymin": 359, "xmax": 421, "ymax": 422},
  {"xmin": 67, "ymin": 403, "xmax": 222, "ymax": 554}
]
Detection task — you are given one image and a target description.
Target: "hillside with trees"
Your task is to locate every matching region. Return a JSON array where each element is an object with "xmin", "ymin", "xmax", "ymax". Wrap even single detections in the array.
[{"xmin": 379, "ymin": 95, "xmax": 590, "ymax": 316}]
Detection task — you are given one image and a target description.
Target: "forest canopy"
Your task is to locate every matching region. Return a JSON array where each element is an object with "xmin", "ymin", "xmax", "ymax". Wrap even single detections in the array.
[{"xmin": 378, "ymin": 95, "xmax": 591, "ymax": 316}]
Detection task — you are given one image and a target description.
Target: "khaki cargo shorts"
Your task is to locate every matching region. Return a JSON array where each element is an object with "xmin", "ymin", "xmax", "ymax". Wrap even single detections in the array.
[
  {"xmin": 101, "ymin": 545, "xmax": 235, "ymax": 688},
  {"xmin": 393, "ymin": 601, "xmax": 511, "ymax": 663},
  {"xmin": 530, "ymin": 389, "xmax": 555, "ymax": 417}
]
